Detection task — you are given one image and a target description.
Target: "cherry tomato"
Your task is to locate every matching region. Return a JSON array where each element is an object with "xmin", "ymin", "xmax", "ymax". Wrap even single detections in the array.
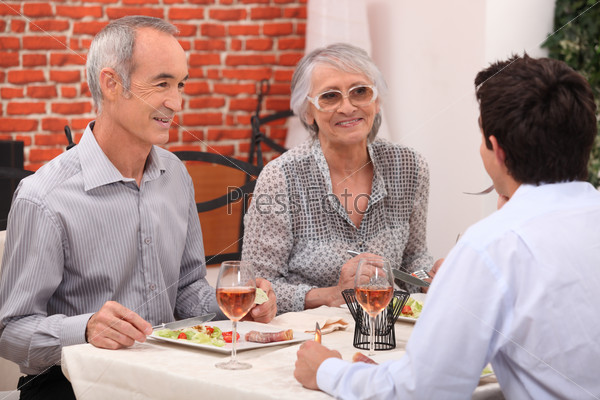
[
  {"xmin": 205, "ymin": 326, "xmax": 214, "ymax": 335},
  {"xmin": 401, "ymin": 305, "xmax": 413, "ymax": 315},
  {"xmin": 222, "ymin": 331, "xmax": 240, "ymax": 343},
  {"xmin": 177, "ymin": 332, "xmax": 187, "ymax": 339}
]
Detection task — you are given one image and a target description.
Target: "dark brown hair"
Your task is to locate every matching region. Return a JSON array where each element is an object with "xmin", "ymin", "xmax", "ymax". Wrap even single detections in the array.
[{"xmin": 475, "ymin": 54, "xmax": 597, "ymax": 184}]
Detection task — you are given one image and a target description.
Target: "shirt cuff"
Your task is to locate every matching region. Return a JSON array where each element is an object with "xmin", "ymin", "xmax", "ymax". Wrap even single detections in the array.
[
  {"xmin": 60, "ymin": 313, "xmax": 94, "ymax": 346},
  {"xmin": 207, "ymin": 297, "xmax": 227, "ymax": 320},
  {"xmin": 316, "ymin": 357, "xmax": 349, "ymax": 395},
  {"xmin": 190, "ymin": 296, "xmax": 226, "ymax": 321},
  {"xmin": 294, "ymin": 284, "xmax": 317, "ymax": 312}
]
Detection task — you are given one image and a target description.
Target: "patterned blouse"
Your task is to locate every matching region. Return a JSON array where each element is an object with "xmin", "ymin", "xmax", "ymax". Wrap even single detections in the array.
[{"xmin": 242, "ymin": 138, "xmax": 433, "ymax": 313}]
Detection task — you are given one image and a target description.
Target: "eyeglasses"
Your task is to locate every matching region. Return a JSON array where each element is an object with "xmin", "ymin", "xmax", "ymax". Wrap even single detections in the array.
[{"xmin": 306, "ymin": 85, "xmax": 378, "ymax": 112}]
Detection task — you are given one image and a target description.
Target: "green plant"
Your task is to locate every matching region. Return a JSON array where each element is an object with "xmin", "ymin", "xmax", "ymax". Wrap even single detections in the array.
[{"xmin": 542, "ymin": 0, "xmax": 600, "ymax": 187}]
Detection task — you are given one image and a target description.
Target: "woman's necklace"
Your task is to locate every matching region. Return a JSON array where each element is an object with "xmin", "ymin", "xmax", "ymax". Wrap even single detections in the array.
[{"xmin": 332, "ymin": 159, "xmax": 372, "ymax": 187}]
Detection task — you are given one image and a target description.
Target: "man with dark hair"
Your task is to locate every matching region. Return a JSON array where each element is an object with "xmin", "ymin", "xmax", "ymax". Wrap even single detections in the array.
[
  {"xmin": 294, "ymin": 55, "xmax": 600, "ymax": 399},
  {"xmin": 0, "ymin": 16, "xmax": 276, "ymax": 399},
  {"xmin": 476, "ymin": 54, "xmax": 596, "ymax": 186}
]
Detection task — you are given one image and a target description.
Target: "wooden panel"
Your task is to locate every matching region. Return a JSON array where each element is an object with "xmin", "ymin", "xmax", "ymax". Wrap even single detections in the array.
[{"xmin": 184, "ymin": 161, "xmax": 256, "ymax": 267}]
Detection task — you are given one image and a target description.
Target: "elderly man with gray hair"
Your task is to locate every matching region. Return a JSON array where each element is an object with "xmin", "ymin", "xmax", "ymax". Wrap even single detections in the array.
[{"xmin": 0, "ymin": 16, "xmax": 276, "ymax": 399}]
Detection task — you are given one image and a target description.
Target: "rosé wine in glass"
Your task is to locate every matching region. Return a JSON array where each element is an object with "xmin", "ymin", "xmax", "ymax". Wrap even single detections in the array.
[
  {"xmin": 215, "ymin": 261, "xmax": 256, "ymax": 370},
  {"xmin": 355, "ymin": 258, "xmax": 394, "ymax": 356},
  {"xmin": 355, "ymin": 286, "xmax": 393, "ymax": 317},
  {"xmin": 216, "ymin": 287, "xmax": 256, "ymax": 321}
]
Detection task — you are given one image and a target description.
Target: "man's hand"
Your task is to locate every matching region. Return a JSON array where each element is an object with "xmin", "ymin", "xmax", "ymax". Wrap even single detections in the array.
[
  {"xmin": 245, "ymin": 278, "xmax": 277, "ymax": 323},
  {"xmin": 86, "ymin": 301, "xmax": 152, "ymax": 350},
  {"xmin": 294, "ymin": 340, "xmax": 342, "ymax": 390}
]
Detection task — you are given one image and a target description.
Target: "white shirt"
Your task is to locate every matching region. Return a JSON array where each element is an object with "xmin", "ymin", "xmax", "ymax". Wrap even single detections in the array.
[{"xmin": 317, "ymin": 182, "xmax": 600, "ymax": 399}]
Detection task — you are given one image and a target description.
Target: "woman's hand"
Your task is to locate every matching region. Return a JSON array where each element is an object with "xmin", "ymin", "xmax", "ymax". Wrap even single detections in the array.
[
  {"xmin": 305, "ymin": 252, "xmax": 383, "ymax": 309},
  {"xmin": 337, "ymin": 253, "xmax": 382, "ymax": 289},
  {"xmin": 421, "ymin": 258, "xmax": 444, "ymax": 293},
  {"xmin": 245, "ymin": 278, "xmax": 277, "ymax": 323},
  {"xmin": 337, "ymin": 258, "xmax": 360, "ymax": 293},
  {"xmin": 334, "ymin": 252, "xmax": 383, "ymax": 305}
]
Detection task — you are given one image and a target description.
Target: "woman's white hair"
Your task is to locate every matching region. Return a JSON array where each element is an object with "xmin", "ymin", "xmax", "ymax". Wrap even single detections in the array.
[
  {"xmin": 86, "ymin": 16, "xmax": 178, "ymax": 114},
  {"xmin": 290, "ymin": 43, "xmax": 388, "ymax": 141}
]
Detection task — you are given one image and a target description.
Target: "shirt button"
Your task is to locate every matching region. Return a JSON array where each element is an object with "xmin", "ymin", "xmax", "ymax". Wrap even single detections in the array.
[
  {"xmin": 149, "ymin": 284, "xmax": 156, "ymax": 291},
  {"xmin": 145, "ymin": 237, "xmax": 152, "ymax": 244}
]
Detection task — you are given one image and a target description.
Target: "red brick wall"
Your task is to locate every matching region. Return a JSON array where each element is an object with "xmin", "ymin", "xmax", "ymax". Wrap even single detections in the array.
[{"xmin": 0, "ymin": 0, "xmax": 306, "ymax": 171}]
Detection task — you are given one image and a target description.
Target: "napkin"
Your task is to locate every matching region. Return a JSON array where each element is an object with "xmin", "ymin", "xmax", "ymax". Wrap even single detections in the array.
[
  {"xmin": 270, "ymin": 306, "xmax": 349, "ymax": 335},
  {"xmin": 304, "ymin": 318, "xmax": 348, "ymax": 335}
]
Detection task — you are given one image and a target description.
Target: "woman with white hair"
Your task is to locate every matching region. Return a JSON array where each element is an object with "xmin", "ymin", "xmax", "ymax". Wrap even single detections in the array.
[{"xmin": 242, "ymin": 43, "xmax": 433, "ymax": 313}]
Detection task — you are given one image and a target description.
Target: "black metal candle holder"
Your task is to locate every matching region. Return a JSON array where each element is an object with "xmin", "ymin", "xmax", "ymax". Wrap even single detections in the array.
[{"xmin": 342, "ymin": 288, "xmax": 410, "ymax": 351}]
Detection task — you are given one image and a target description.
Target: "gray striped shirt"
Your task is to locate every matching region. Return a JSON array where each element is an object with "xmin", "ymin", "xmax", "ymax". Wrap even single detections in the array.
[{"xmin": 0, "ymin": 123, "xmax": 219, "ymax": 374}]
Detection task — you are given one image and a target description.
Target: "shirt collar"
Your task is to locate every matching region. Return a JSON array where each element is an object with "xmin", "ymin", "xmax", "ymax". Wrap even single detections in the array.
[
  {"xmin": 509, "ymin": 181, "xmax": 587, "ymax": 203},
  {"xmin": 141, "ymin": 146, "xmax": 166, "ymax": 183},
  {"xmin": 311, "ymin": 139, "xmax": 333, "ymax": 192},
  {"xmin": 78, "ymin": 122, "xmax": 166, "ymax": 191},
  {"xmin": 367, "ymin": 142, "xmax": 387, "ymax": 203}
]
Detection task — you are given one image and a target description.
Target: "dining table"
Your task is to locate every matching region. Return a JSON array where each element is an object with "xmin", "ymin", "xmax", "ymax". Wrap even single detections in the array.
[{"xmin": 61, "ymin": 304, "xmax": 501, "ymax": 399}]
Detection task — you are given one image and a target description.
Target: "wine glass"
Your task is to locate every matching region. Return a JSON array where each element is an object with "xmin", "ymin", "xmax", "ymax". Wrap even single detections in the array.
[
  {"xmin": 354, "ymin": 258, "xmax": 394, "ymax": 356},
  {"xmin": 215, "ymin": 260, "xmax": 256, "ymax": 370}
]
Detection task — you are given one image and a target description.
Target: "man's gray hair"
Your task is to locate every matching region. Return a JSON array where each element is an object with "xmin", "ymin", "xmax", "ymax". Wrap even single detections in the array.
[
  {"xmin": 290, "ymin": 43, "xmax": 388, "ymax": 142},
  {"xmin": 86, "ymin": 16, "xmax": 178, "ymax": 114}
]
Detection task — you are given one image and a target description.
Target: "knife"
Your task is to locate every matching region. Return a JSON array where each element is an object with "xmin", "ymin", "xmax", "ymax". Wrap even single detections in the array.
[
  {"xmin": 151, "ymin": 313, "xmax": 217, "ymax": 331},
  {"xmin": 314, "ymin": 322, "xmax": 322, "ymax": 344},
  {"xmin": 347, "ymin": 250, "xmax": 430, "ymax": 288},
  {"xmin": 393, "ymin": 268, "xmax": 430, "ymax": 288}
]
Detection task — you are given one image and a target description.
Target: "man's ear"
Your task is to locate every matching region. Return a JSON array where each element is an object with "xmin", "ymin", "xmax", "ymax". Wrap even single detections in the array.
[
  {"xmin": 488, "ymin": 135, "xmax": 506, "ymax": 167},
  {"xmin": 99, "ymin": 68, "xmax": 121, "ymax": 101}
]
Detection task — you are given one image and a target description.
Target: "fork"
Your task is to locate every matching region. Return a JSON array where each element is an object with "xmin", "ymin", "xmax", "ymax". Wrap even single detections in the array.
[
  {"xmin": 463, "ymin": 184, "xmax": 495, "ymax": 195},
  {"xmin": 411, "ymin": 269, "xmax": 430, "ymax": 280},
  {"xmin": 413, "ymin": 233, "xmax": 461, "ymax": 281}
]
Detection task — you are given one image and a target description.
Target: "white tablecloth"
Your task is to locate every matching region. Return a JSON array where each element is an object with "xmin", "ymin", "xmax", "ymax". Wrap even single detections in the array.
[{"xmin": 61, "ymin": 306, "xmax": 497, "ymax": 399}]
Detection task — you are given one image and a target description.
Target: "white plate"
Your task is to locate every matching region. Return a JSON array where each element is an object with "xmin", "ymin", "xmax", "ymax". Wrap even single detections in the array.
[
  {"xmin": 149, "ymin": 320, "xmax": 312, "ymax": 354},
  {"xmin": 396, "ymin": 293, "xmax": 427, "ymax": 324},
  {"xmin": 396, "ymin": 315, "xmax": 419, "ymax": 324},
  {"xmin": 409, "ymin": 293, "xmax": 427, "ymax": 303}
]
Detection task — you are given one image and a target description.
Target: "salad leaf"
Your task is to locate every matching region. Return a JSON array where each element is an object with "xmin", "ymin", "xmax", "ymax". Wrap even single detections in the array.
[
  {"xmin": 155, "ymin": 325, "xmax": 226, "ymax": 347},
  {"xmin": 156, "ymin": 329, "xmax": 179, "ymax": 339},
  {"xmin": 401, "ymin": 298, "xmax": 424, "ymax": 319}
]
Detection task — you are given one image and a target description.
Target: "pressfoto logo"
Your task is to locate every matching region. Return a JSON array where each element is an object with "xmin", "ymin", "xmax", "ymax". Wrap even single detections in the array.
[{"xmin": 226, "ymin": 186, "xmax": 372, "ymax": 216}]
